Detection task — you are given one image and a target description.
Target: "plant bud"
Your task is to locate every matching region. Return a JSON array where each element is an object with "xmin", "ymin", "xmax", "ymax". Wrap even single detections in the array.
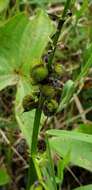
[
  {"xmin": 31, "ymin": 64, "xmax": 48, "ymax": 83},
  {"xmin": 54, "ymin": 63, "xmax": 65, "ymax": 77},
  {"xmin": 23, "ymin": 95, "xmax": 38, "ymax": 112},
  {"xmin": 41, "ymin": 85, "xmax": 56, "ymax": 98},
  {"xmin": 43, "ymin": 99, "xmax": 58, "ymax": 116}
]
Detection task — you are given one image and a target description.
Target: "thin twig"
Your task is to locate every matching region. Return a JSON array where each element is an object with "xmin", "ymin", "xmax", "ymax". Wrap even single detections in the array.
[
  {"xmin": 74, "ymin": 95, "xmax": 87, "ymax": 124},
  {"xmin": 47, "ymin": 6, "xmax": 64, "ymax": 14}
]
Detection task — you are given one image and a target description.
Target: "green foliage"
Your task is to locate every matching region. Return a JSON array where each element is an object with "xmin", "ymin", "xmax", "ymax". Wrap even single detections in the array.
[
  {"xmin": 47, "ymin": 129, "xmax": 92, "ymax": 171},
  {"xmin": 0, "ymin": 13, "xmax": 28, "ymax": 90},
  {"xmin": 0, "ymin": 0, "xmax": 9, "ymax": 13},
  {"xmin": 58, "ymin": 80, "xmax": 75, "ymax": 111},
  {"xmin": 0, "ymin": 0, "xmax": 92, "ymax": 190},
  {"xmin": 0, "ymin": 167, "xmax": 10, "ymax": 186},
  {"xmin": 57, "ymin": 151, "xmax": 70, "ymax": 184},
  {"xmin": 20, "ymin": 9, "xmax": 55, "ymax": 75},
  {"xmin": 21, "ymin": 0, "xmax": 67, "ymax": 6},
  {"xmin": 73, "ymin": 185, "xmax": 92, "ymax": 190}
]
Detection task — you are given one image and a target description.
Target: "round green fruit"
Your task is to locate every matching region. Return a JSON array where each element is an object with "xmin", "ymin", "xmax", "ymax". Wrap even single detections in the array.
[
  {"xmin": 23, "ymin": 95, "xmax": 38, "ymax": 112},
  {"xmin": 54, "ymin": 63, "xmax": 65, "ymax": 77},
  {"xmin": 43, "ymin": 99, "xmax": 58, "ymax": 116},
  {"xmin": 31, "ymin": 64, "xmax": 48, "ymax": 83},
  {"xmin": 41, "ymin": 85, "xmax": 56, "ymax": 98}
]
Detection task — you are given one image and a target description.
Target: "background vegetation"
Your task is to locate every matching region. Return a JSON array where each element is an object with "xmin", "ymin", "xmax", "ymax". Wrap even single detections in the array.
[{"xmin": 0, "ymin": 0, "xmax": 92, "ymax": 190}]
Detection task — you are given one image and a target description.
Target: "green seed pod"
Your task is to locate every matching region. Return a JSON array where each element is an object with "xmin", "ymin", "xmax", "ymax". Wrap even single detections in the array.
[
  {"xmin": 43, "ymin": 99, "xmax": 58, "ymax": 116},
  {"xmin": 41, "ymin": 85, "xmax": 56, "ymax": 98},
  {"xmin": 31, "ymin": 64, "xmax": 48, "ymax": 83},
  {"xmin": 23, "ymin": 95, "xmax": 38, "ymax": 112},
  {"xmin": 54, "ymin": 63, "xmax": 65, "ymax": 77}
]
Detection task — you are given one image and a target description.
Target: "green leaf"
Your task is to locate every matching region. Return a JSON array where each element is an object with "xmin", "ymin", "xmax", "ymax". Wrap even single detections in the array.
[
  {"xmin": 47, "ymin": 130, "xmax": 92, "ymax": 171},
  {"xmin": 57, "ymin": 151, "xmax": 70, "ymax": 184},
  {"xmin": 20, "ymin": 9, "xmax": 55, "ymax": 75},
  {"xmin": 75, "ymin": 0, "xmax": 88, "ymax": 20},
  {"xmin": 57, "ymin": 80, "xmax": 75, "ymax": 112},
  {"xmin": 15, "ymin": 78, "xmax": 45, "ymax": 148},
  {"xmin": 14, "ymin": 9, "xmax": 55, "ymax": 148},
  {"xmin": 77, "ymin": 44, "xmax": 92, "ymax": 81},
  {"xmin": 0, "ymin": 13, "xmax": 28, "ymax": 90},
  {"xmin": 0, "ymin": 10, "xmax": 55, "ymax": 91},
  {"xmin": 0, "ymin": 0, "xmax": 9, "ymax": 12},
  {"xmin": 16, "ymin": 110, "xmax": 36, "ymax": 147},
  {"xmin": 0, "ymin": 13, "xmax": 28, "ymax": 69},
  {"xmin": 15, "ymin": 77, "xmax": 35, "ymax": 147},
  {"xmin": 15, "ymin": 78, "xmax": 33, "ymax": 113},
  {"xmin": 0, "ymin": 166, "xmax": 10, "ymax": 185},
  {"xmin": 41, "ymin": 167, "xmax": 56, "ymax": 190},
  {"xmin": 47, "ymin": 130, "xmax": 92, "ymax": 144},
  {"xmin": 73, "ymin": 185, "xmax": 92, "ymax": 190}
]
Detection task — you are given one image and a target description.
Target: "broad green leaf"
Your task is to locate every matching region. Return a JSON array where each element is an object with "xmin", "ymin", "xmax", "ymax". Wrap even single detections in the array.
[
  {"xmin": 20, "ymin": 9, "xmax": 55, "ymax": 75},
  {"xmin": 16, "ymin": 110, "xmax": 35, "ymax": 147},
  {"xmin": 47, "ymin": 130, "xmax": 92, "ymax": 171},
  {"xmin": 47, "ymin": 130, "xmax": 92, "ymax": 144},
  {"xmin": 0, "ymin": 0, "xmax": 9, "ymax": 12},
  {"xmin": 0, "ymin": 166, "xmax": 10, "ymax": 185},
  {"xmin": 0, "ymin": 13, "xmax": 28, "ymax": 69},
  {"xmin": 15, "ymin": 9, "xmax": 54, "ymax": 147},
  {"xmin": 57, "ymin": 80, "xmax": 75, "ymax": 112},
  {"xmin": 0, "ymin": 13, "xmax": 28, "ymax": 90},
  {"xmin": 16, "ymin": 106, "xmax": 45, "ymax": 148},
  {"xmin": 73, "ymin": 185, "xmax": 92, "ymax": 190},
  {"xmin": 0, "ymin": 10, "xmax": 55, "ymax": 91}
]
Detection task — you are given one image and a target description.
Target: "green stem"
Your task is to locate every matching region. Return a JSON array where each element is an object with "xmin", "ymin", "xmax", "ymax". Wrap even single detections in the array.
[
  {"xmin": 48, "ymin": 0, "xmax": 72, "ymax": 70},
  {"xmin": 26, "ymin": 98, "xmax": 44, "ymax": 190},
  {"xmin": 31, "ymin": 107, "xmax": 42, "ymax": 156}
]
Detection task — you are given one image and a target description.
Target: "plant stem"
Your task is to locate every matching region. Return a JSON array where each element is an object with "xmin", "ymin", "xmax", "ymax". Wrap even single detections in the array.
[
  {"xmin": 26, "ymin": 1, "xmax": 72, "ymax": 188},
  {"xmin": 26, "ymin": 97, "xmax": 44, "ymax": 190},
  {"xmin": 48, "ymin": 0, "xmax": 72, "ymax": 70},
  {"xmin": 31, "ymin": 108, "xmax": 42, "ymax": 156}
]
